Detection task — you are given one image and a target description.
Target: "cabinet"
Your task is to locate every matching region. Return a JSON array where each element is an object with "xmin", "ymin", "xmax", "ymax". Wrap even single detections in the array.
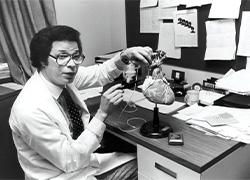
[
  {"xmin": 0, "ymin": 88, "xmax": 24, "ymax": 179},
  {"xmin": 138, "ymin": 144, "xmax": 200, "ymax": 180},
  {"xmin": 137, "ymin": 144, "xmax": 250, "ymax": 180}
]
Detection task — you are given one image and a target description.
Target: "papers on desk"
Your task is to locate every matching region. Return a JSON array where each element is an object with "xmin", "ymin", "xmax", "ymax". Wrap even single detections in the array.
[
  {"xmin": 204, "ymin": 112, "xmax": 238, "ymax": 126},
  {"xmin": 123, "ymin": 89, "xmax": 185, "ymax": 114},
  {"xmin": 0, "ymin": 82, "xmax": 23, "ymax": 96},
  {"xmin": 80, "ymin": 87, "xmax": 185, "ymax": 114},
  {"xmin": 0, "ymin": 63, "xmax": 11, "ymax": 79},
  {"xmin": 199, "ymin": 90, "xmax": 225, "ymax": 106},
  {"xmin": 79, "ymin": 87, "xmax": 103, "ymax": 100},
  {"xmin": 215, "ymin": 69, "xmax": 250, "ymax": 94},
  {"xmin": 0, "ymin": 82, "xmax": 23, "ymax": 91},
  {"xmin": 177, "ymin": 104, "xmax": 250, "ymax": 143}
]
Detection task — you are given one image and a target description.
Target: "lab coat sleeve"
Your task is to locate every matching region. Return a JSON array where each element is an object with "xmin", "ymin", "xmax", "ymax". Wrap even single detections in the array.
[{"xmin": 74, "ymin": 53, "xmax": 123, "ymax": 90}]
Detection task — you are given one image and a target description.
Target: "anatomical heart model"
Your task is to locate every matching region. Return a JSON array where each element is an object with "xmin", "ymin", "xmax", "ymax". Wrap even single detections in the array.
[
  {"xmin": 142, "ymin": 50, "xmax": 175, "ymax": 105},
  {"xmin": 140, "ymin": 50, "xmax": 175, "ymax": 138}
]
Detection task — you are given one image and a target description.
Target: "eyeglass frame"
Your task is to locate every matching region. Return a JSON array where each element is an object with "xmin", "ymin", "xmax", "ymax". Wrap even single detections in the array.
[{"xmin": 49, "ymin": 53, "xmax": 85, "ymax": 66}]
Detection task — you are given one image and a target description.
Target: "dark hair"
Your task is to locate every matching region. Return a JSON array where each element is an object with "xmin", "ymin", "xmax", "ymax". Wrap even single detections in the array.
[{"xmin": 30, "ymin": 25, "xmax": 82, "ymax": 71}]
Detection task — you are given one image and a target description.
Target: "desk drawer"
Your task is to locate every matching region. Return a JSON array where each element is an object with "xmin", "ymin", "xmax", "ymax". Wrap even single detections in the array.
[{"xmin": 137, "ymin": 144, "xmax": 200, "ymax": 180}]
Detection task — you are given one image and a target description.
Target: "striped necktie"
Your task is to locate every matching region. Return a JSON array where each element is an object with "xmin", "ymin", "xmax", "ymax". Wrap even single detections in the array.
[{"xmin": 61, "ymin": 88, "xmax": 84, "ymax": 139}]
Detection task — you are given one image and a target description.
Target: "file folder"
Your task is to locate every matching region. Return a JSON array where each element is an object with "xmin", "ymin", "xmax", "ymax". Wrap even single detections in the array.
[{"xmin": 214, "ymin": 93, "xmax": 250, "ymax": 108}]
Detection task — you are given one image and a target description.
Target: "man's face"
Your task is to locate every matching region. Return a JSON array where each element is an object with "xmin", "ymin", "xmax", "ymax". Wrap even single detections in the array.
[{"xmin": 41, "ymin": 41, "xmax": 80, "ymax": 87}]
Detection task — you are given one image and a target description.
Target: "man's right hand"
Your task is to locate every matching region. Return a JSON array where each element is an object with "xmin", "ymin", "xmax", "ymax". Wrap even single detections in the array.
[{"xmin": 95, "ymin": 84, "xmax": 124, "ymax": 121}]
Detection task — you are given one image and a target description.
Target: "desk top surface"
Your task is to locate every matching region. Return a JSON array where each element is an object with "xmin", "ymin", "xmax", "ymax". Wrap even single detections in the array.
[{"xmin": 86, "ymin": 95, "xmax": 243, "ymax": 174}]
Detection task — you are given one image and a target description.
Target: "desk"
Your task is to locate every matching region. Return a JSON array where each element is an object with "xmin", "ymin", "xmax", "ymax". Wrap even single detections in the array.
[{"xmin": 86, "ymin": 96, "xmax": 250, "ymax": 179}]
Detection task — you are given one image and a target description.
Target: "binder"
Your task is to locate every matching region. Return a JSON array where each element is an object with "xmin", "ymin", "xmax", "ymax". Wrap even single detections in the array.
[{"xmin": 214, "ymin": 93, "xmax": 250, "ymax": 108}]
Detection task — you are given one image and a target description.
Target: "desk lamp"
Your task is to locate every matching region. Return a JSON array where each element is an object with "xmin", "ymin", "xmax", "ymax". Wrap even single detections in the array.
[{"xmin": 140, "ymin": 51, "xmax": 175, "ymax": 138}]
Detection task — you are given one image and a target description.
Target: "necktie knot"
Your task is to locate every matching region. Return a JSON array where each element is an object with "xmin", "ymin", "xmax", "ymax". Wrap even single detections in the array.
[
  {"xmin": 61, "ymin": 88, "xmax": 72, "ymax": 101},
  {"xmin": 61, "ymin": 88, "xmax": 84, "ymax": 139}
]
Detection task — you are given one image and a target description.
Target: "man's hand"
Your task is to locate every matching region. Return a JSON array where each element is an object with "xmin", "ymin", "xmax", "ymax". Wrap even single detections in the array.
[
  {"xmin": 95, "ymin": 84, "xmax": 124, "ymax": 121},
  {"xmin": 120, "ymin": 46, "xmax": 153, "ymax": 66}
]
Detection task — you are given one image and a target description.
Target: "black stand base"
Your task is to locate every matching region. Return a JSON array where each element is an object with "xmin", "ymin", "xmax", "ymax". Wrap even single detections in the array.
[
  {"xmin": 140, "ymin": 121, "xmax": 171, "ymax": 138},
  {"xmin": 139, "ymin": 106, "xmax": 171, "ymax": 139}
]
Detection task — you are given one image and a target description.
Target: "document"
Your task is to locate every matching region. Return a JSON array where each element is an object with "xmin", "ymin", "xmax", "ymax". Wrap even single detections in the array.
[
  {"xmin": 79, "ymin": 87, "xmax": 102, "ymax": 100},
  {"xmin": 0, "ymin": 82, "xmax": 23, "ymax": 91},
  {"xmin": 209, "ymin": 0, "xmax": 241, "ymax": 19},
  {"xmin": 158, "ymin": 22, "xmax": 181, "ymax": 59},
  {"xmin": 140, "ymin": 7, "xmax": 160, "ymax": 33},
  {"xmin": 204, "ymin": 20, "xmax": 236, "ymax": 60},
  {"xmin": 140, "ymin": 0, "xmax": 158, "ymax": 8},
  {"xmin": 247, "ymin": 57, "xmax": 250, "ymax": 70},
  {"xmin": 237, "ymin": 12, "xmax": 250, "ymax": 57},
  {"xmin": 161, "ymin": 0, "xmax": 212, "ymax": 8},
  {"xmin": 185, "ymin": 105, "xmax": 250, "ymax": 143},
  {"xmin": 161, "ymin": 0, "xmax": 181, "ymax": 8},
  {"xmin": 215, "ymin": 69, "xmax": 250, "ymax": 93},
  {"xmin": 185, "ymin": 0, "xmax": 212, "ymax": 8},
  {"xmin": 0, "ymin": 63, "xmax": 10, "ymax": 79},
  {"xmin": 123, "ymin": 89, "xmax": 146, "ymax": 103},
  {"xmin": 175, "ymin": 103, "xmax": 204, "ymax": 121},
  {"xmin": 123, "ymin": 89, "xmax": 185, "ymax": 114},
  {"xmin": 136, "ymin": 99, "xmax": 185, "ymax": 114},
  {"xmin": 158, "ymin": 0, "xmax": 177, "ymax": 20},
  {"xmin": 194, "ymin": 106, "xmax": 250, "ymax": 130},
  {"xmin": 204, "ymin": 112, "xmax": 238, "ymax": 126},
  {"xmin": 199, "ymin": 90, "xmax": 225, "ymax": 106},
  {"xmin": 173, "ymin": 9, "xmax": 198, "ymax": 47}
]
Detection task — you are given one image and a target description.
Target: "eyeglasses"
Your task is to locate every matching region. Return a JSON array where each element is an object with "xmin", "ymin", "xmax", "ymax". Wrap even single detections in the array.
[{"xmin": 49, "ymin": 53, "xmax": 85, "ymax": 66}]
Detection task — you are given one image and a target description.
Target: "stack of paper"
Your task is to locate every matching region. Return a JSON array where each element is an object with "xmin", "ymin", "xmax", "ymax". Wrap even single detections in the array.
[
  {"xmin": 79, "ymin": 87, "xmax": 103, "ymax": 100},
  {"xmin": 0, "ymin": 82, "xmax": 23, "ymax": 96},
  {"xmin": 0, "ymin": 63, "xmax": 10, "ymax": 79},
  {"xmin": 215, "ymin": 69, "xmax": 250, "ymax": 94},
  {"xmin": 199, "ymin": 90, "xmax": 225, "ymax": 105},
  {"xmin": 177, "ymin": 104, "xmax": 250, "ymax": 144}
]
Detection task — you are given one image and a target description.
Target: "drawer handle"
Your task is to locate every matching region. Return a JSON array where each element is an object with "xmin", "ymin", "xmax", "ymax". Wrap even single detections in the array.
[{"xmin": 155, "ymin": 162, "xmax": 177, "ymax": 179}]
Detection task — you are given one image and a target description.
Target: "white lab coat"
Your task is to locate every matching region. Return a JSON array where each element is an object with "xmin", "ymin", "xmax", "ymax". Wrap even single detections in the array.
[{"xmin": 9, "ymin": 55, "xmax": 135, "ymax": 180}]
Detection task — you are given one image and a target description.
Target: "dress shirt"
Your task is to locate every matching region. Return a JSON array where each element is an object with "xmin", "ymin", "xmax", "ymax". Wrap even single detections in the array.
[{"xmin": 9, "ymin": 53, "xmax": 135, "ymax": 180}]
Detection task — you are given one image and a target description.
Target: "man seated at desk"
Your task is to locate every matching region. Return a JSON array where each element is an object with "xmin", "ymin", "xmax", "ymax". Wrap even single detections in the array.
[{"xmin": 9, "ymin": 25, "xmax": 153, "ymax": 180}]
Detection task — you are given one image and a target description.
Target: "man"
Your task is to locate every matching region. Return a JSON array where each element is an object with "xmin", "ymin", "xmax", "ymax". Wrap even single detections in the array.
[{"xmin": 9, "ymin": 25, "xmax": 152, "ymax": 179}]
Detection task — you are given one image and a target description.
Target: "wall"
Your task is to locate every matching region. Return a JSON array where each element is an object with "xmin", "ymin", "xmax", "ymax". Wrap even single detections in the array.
[
  {"xmin": 54, "ymin": 0, "xmax": 127, "ymax": 66},
  {"xmin": 125, "ymin": 0, "xmax": 250, "ymax": 85},
  {"xmin": 161, "ymin": 64, "xmax": 223, "ymax": 86},
  {"xmin": 54, "ymin": 0, "xmax": 224, "ymax": 84}
]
